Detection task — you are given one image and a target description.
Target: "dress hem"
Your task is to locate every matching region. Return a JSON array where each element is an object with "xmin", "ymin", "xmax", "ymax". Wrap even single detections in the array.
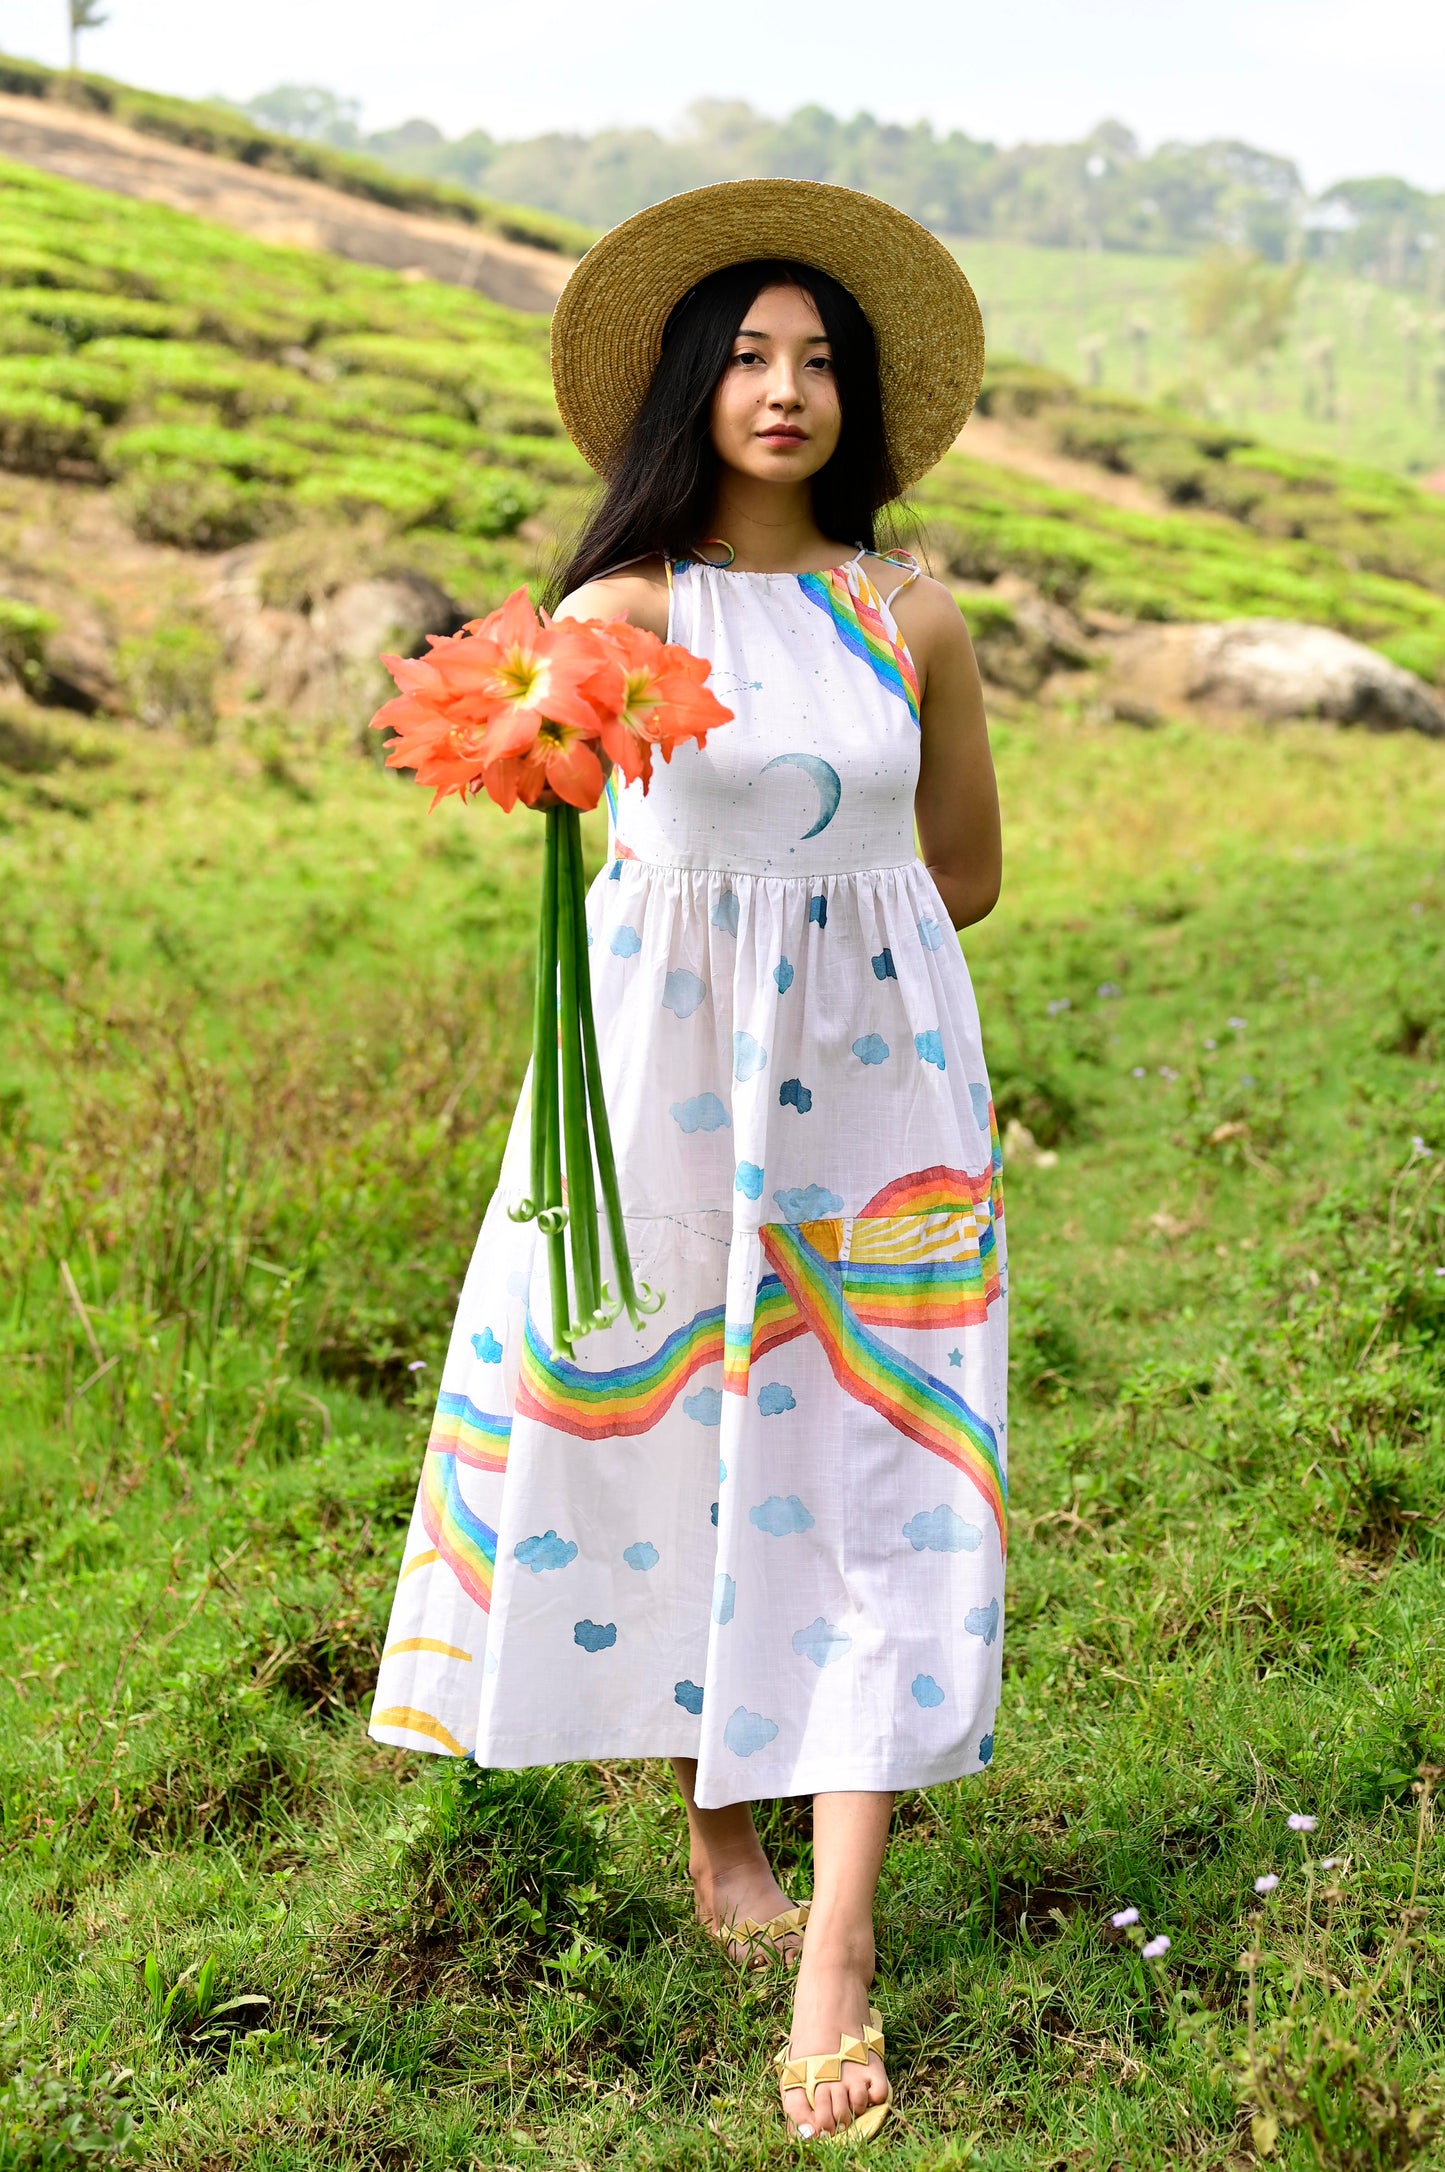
[{"xmin": 368, "ymin": 1723, "xmax": 995, "ymax": 1806}]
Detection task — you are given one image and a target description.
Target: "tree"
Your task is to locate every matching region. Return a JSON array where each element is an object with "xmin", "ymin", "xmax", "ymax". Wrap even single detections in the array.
[
  {"xmin": 237, "ymin": 85, "xmax": 362, "ymax": 146},
  {"xmin": 1184, "ymin": 249, "xmax": 1303, "ymax": 370},
  {"xmin": 67, "ymin": 0, "xmax": 107, "ymax": 71}
]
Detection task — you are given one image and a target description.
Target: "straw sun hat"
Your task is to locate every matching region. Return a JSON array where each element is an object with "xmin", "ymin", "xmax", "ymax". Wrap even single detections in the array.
[{"xmin": 550, "ymin": 178, "xmax": 984, "ymax": 494}]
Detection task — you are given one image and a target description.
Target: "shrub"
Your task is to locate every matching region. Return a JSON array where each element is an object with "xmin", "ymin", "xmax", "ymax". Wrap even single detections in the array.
[
  {"xmin": 114, "ymin": 462, "xmax": 290, "ymax": 550},
  {"xmin": 0, "ymin": 599, "xmax": 57, "ymax": 689},
  {"xmin": 0, "ymin": 286, "xmax": 191, "ymax": 344},
  {"xmin": 106, "ymin": 420, "xmax": 309, "ymax": 484},
  {"xmin": 0, "ymin": 354, "xmax": 132, "ymax": 423},
  {"xmin": 0, "ymin": 389, "xmax": 100, "ymax": 475},
  {"xmin": 116, "ymin": 621, "xmax": 224, "ymax": 737}
]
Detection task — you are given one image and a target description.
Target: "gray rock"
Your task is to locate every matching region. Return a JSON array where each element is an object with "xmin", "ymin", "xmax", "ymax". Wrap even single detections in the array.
[
  {"xmin": 209, "ymin": 554, "xmax": 460, "ymax": 725},
  {"xmin": 1104, "ymin": 618, "xmax": 1445, "ymax": 736}
]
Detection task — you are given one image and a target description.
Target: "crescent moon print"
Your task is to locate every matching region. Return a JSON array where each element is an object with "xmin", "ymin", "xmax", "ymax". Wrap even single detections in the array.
[{"xmin": 761, "ymin": 752, "xmax": 843, "ymax": 838}]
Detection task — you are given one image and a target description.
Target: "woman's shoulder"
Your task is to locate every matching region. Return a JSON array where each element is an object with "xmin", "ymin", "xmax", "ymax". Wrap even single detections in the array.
[{"xmin": 554, "ymin": 556, "xmax": 671, "ymax": 639}]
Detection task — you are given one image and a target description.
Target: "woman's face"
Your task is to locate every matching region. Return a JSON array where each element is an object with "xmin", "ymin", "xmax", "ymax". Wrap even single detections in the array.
[{"xmin": 709, "ymin": 283, "xmax": 842, "ymax": 484}]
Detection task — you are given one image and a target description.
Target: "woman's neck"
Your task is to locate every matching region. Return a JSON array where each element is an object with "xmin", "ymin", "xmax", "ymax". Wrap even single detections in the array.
[{"xmin": 705, "ymin": 474, "xmax": 845, "ymax": 573}]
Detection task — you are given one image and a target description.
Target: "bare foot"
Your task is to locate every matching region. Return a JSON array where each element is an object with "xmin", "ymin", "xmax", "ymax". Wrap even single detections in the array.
[
  {"xmin": 780, "ymin": 1927, "xmax": 888, "ymax": 2138},
  {"xmin": 689, "ymin": 1844, "xmax": 806, "ymax": 1966}
]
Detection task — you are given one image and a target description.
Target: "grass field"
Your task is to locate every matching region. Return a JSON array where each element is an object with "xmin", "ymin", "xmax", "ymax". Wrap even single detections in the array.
[
  {"xmin": 955, "ymin": 240, "xmax": 1445, "ymax": 484},
  {"xmin": 2, "ymin": 694, "xmax": 1443, "ymax": 2169}
]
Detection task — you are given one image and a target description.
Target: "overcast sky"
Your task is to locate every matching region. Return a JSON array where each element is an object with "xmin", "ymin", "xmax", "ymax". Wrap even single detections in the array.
[{"xmin": 7, "ymin": 0, "xmax": 1444, "ymax": 194}]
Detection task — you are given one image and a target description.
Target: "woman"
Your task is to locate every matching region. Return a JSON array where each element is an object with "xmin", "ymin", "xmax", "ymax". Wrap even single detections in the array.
[{"xmin": 371, "ymin": 180, "xmax": 1006, "ymax": 2143}]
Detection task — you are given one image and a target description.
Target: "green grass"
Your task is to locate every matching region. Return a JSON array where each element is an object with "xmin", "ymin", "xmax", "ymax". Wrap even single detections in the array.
[
  {"xmin": 2, "ymin": 702, "xmax": 1443, "ymax": 2168},
  {"xmin": 954, "ymin": 238, "xmax": 1445, "ymax": 482}
]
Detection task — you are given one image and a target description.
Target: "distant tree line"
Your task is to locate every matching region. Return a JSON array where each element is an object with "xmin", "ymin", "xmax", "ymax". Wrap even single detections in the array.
[{"xmin": 233, "ymin": 88, "xmax": 1445, "ymax": 291}]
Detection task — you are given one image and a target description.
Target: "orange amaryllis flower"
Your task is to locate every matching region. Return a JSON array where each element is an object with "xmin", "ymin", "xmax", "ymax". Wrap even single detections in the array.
[
  {"xmin": 589, "ymin": 620, "xmax": 733, "ymax": 790},
  {"xmin": 440, "ymin": 588, "xmax": 610, "ymax": 761},
  {"xmin": 481, "ymin": 720, "xmax": 609, "ymax": 813}
]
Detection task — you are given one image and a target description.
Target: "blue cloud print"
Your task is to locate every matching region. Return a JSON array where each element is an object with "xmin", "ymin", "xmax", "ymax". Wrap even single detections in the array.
[
  {"xmin": 712, "ymin": 1572, "xmax": 736, "ymax": 1625},
  {"xmin": 911, "ymin": 1674, "xmax": 946, "ymax": 1708},
  {"xmin": 573, "ymin": 1619, "xmax": 617, "ymax": 1652},
  {"xmin": 749, "ymin": 1494, "xmax": 814, "ymax": 1537},
  {"xmin": 793, "ymin": 1617, "xmax": 851, "ymax": 1668},
  {"xmin": 671, "ymin": 1092, "xmax": 730, "ymax": 1133},
  {"xmin": 724, "ymin": 1705, "xmax": 779, "ymax": 1757},
  {"xmin": 968, "ymin": 1081, "xmax": 991, "ymax": 1130},
  {"xmin": 917, "ymin": 915, "xmax": 945, "ymax": 951},
  {"xmin": 623, "ymin": 1540, "xmax": 659, "ymax": 1571},
  {"xmin": 965, "ymin": 1597, "xmax": 1001, "ymax": 1646},
  {"xmin": 903, "ymin": 1504, "xmax": 983, "ymax": 1554},
  {"xmin": 515, "ymin": 1529, "xmax": 577, "ymax": 1573},
  {"xmin": 852, "ymin": 1033, "xmax": 890, "ymax": 1066},
  {"xmin": 662, "ymin": 967, "xmax": 707, "ymax": 1018},
  {"xmin": 610, "ymin": 924, "xmax": 642, "ymax": 958},
  {"xmin": 674, "ymin": 1679, "xmax": 704, "ymax": 1715},
  {"xmin": 915, "ymin": 1029, "xmax": 946, "ymax": 1070},
  {"xmin": 718, "ymin": 1458, "xmax": 727, "ymax": 1483},
  {"xmin": 772, "ymin": 1183, "xmax": 843, "ymax": 1222},
  {"xmin": 471, "ymin": 1327, "xmax": 502, "ymax": 1363},
  {"xmin": 773, "ymin": 955, "xmax": 795, "ymax": 994},
  {"xmin": 735, "ymin": 1160, "xmax": 764, "ymax": 1199},
  {"xmin": 871, "ymin": 948, "xmax": 897, "ymax": 981},
  {"xmin": 683, "ymin": 1386, "xmax": 723, "ymax": 1426},
  {"xmin": 733, "ymin": 1030, "xmax": 768, "ymax": 1081},
  {"xmin": 757, "ymin": 1381, "xmax": 796, "ymax": 1416},
  {"xmin": 711, "ymin": 889, "xmax": 740, "ymax": 936},
  {"xmin": 778, "ymin": 1077, "xmax": 813, "ymax": 1113},
  {"xmin": 808, "ymin": 895, "xmax": 828, "ymax": 928},
  {"xmin": 978, "ymin": 1731, "xmax": 995, "ymax": 1765}
]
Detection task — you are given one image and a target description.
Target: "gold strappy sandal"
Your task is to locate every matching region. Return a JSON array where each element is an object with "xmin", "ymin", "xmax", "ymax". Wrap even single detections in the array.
[
  {"xmin": 708, "ymin": 1899, "xmax": 810, "ymax": 1967},
  {"xmin": 775, "ymin": 2006, "xmax": 891, "ymax": 2144}
]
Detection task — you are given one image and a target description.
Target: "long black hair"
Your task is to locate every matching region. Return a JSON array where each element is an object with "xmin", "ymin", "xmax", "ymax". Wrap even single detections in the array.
[{"xmin": 552, "ymin": 258, "xmax": 899, "ymax": 602}]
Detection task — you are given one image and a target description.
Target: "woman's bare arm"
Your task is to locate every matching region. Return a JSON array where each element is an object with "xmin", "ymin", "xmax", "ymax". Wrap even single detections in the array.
[
  {"xmin": 890, "ymin": 574, "xmax": 1001, "ymax": 930},
  {"xmin": 551, "ymin": 559, "xmax": 671, "ymax": 638}
]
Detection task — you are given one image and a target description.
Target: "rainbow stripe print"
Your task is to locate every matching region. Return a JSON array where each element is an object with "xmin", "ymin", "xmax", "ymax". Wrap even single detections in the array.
[
  {"xmin": 517, "ymin": 1302, "xmax": 726, "ymax": 1438},
  {"xmin": 419, "ymin": 1446, "xmax": 498, "ymax": 1611},
  {"xmin": 760, "ymin": 1220, "xmax": 1008, "ymax": 1553},
  {"xmin": 797, "ymin": 566, "xmax": 921, "ymax": 725},
  {"xmin": 726, "ymin": 1162, "xmax": 1005, "ymax": 1394},
  {"xmin": 427, "ymin": 1390, "xmax": 511, "ymax": 1474}
]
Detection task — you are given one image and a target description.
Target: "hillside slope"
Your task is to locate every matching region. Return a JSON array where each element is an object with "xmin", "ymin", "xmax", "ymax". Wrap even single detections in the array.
[
  {"xmin": 1, "ymin": 156, "xmax": 1444, "ymax": 758},
  {"xmin": 0, "ymin": 88, "xmax": 574, "ymax": 314}
]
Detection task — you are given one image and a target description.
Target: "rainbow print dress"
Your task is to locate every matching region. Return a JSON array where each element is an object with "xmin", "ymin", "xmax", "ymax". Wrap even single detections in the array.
[{"xmin": 370, "ymin": 551, "xmax": 1008, "ymax": 1805}]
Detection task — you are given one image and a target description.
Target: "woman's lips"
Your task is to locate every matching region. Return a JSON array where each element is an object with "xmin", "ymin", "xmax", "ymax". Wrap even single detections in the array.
[{"xmin": 759, "ymin": 427, "xmax": 806, "ymax": 442}]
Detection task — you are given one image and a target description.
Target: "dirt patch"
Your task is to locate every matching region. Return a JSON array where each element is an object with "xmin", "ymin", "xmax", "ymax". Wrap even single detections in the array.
[
  {"xmin": 0, "ymin": 93, "xmax": 572, "ymax": 314},
  {"xmin": 954, "ymin": 411, "xmax": 1167, "ymax": 516}
]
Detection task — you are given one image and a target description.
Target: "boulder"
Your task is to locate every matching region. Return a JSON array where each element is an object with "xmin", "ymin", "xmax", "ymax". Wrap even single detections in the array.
[
  {"xmin": 1103, "ymin": 618, "xmax": 1445, "ymax": 736},
  {"xmin": 210, "ymin": 553, "xmax": 461, "ymax": 724}
]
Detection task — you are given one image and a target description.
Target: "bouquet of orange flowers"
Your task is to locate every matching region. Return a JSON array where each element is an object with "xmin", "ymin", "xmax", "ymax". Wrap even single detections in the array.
[{"xmin": 371, "ymin": 588, "xmax": 732, "ymax": 1352}]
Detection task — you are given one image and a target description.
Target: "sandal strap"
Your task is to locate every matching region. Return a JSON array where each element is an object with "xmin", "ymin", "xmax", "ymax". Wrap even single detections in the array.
[
  {"xmin": 726, "ymin": 1900, "xmax": 810, "ymax": 1943},
  {"xmin": 774, "ymin": 2016, "xmax": 881, "ymax": 2110}
]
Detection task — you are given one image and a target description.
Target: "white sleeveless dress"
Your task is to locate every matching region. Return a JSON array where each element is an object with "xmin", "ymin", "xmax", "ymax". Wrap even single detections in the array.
[{"xmin": 369, "ymin": 552, "xmax": 1008, "ymax": 1808}]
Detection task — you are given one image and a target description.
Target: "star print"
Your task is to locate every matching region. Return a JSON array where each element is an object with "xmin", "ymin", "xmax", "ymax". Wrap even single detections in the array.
[{"xmin": 948, "ymin": 1348, "xmax": 963, "ymax": 1367}]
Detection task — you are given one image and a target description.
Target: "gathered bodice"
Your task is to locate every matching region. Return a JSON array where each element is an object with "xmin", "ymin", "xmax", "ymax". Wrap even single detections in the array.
[{"xmin": 606, "ymin": 553, "xmax": 922, "ymax": 879}]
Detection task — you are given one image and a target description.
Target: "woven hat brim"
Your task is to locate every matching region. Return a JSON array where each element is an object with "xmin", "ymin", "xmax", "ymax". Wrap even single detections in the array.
[{"xmin": 550, "ymin": 179, "xmax": 983, "ymax": 495}]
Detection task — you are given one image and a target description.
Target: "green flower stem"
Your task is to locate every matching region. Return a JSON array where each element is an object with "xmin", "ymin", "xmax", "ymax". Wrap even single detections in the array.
[
  {"xmin": 518, "ymin": 805, "xmax": 556, "ymax": 1224},
  {"xmin": 566, "ymin": 810, "xmax": 653, "ymax": 1328},
  {"xmin": 538, "ymin": 812, "xmax": 572, "ymax": 1353},
  {"xmin": 555, "ymin": 808, "xmax": 600, "ymax": 1328}
]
